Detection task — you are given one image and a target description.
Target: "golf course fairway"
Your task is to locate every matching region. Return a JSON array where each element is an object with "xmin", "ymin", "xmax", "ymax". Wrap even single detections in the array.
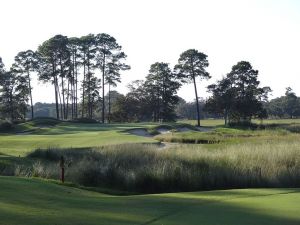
[{"xmin": 0, "ymin": 176, "xmax": 299, "ymax": 225}]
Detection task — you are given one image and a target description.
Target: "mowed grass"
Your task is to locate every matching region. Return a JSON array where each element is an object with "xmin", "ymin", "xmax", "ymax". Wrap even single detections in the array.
[
  {"xmin": 2, "ymin": 118, "xmax": 300, "ymax": 156},
  {"xmin": 0, "ymin": 176, "xmax": 300, "ymax": 225},
  {"xmin": 0, "ymin": 122, "xmax": 158, "ymax": 156},
  {"xmin": 1, "ymin": 119, "xmax": 300, "ymax": 224}
]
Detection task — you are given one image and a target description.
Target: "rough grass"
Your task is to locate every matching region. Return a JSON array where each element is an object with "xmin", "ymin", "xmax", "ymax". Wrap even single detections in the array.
[
  {"xmin": 156, "ymin": 131, "xmax": 222, "ymax": 144},
  {"xmin": 1, "ymin": 120, "xmax": 300, "ymax": 193},
  {"xmin": 155, "ymin": 127, "xmax": 294, "ymax": 144},
  {"xmin": 178, "ymin": 118, "xmax": 300, "ymax": 126},
  {"xmin": 14, "ymin": 136, "xmax": 300, "ymax": 193},
  {"xmin": 0, "ymin": 176, "xmax": 300, "ymax": 225}
]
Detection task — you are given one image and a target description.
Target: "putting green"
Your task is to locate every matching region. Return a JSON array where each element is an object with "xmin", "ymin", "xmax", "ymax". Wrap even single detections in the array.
[{"xmin": 0, "ymin": 176, "xmax": 299, "ymax": 225}]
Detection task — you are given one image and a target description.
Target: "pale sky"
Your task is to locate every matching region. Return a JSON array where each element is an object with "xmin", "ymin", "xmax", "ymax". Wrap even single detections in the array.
[{"xmin": 1, "ymin": 0, "xmax": 300, "ymax": 103}]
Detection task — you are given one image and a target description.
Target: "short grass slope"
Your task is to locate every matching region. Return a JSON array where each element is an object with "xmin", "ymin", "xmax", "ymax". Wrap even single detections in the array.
[
  {"xmin": 0, "ymin": 121, "xmax": 159, "ymax": 156},
  {"xmin": 0, "ymin": 176, "xmax": 300, "ymax": 225}
]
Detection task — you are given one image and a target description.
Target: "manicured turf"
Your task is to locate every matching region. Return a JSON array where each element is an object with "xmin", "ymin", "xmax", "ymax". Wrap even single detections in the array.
[
  {"xmin": 0, "ymin": 176, "xmax": 299, "ymax": 225},
  {"xmin": 1, "ymin": 119, "xmax": 300, "ymax": 224},
  {"xmin": 1, "ymin": 118, "xmax": 300, "ymax": 156},
  {"xmin": 0, "ymin": 122, "xmax": 158, "ymax": 156}
]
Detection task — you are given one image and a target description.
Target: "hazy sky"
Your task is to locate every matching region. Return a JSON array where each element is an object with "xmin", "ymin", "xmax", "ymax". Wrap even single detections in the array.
[{"xmin": 1, "ymin": 0, "xmax": 300, "ymax": 103}]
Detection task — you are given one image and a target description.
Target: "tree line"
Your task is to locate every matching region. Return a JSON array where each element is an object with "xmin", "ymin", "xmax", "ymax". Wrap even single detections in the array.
[
  {"xmin": 1, "ymin": 33, "xmax": 296, "ymax": 126},
  {"xmin": 265, "ymin": 87, "xmax": 300, "ymax": 119},
  {"xmin": 0, "ymin": 34, "xmax": 129, "ymax": 123}
]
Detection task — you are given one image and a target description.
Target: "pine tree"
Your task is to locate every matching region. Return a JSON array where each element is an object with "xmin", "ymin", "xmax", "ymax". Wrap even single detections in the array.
[
  {"xmin": 11, "ymin": 50, "xmax": 39, "ymax": 119},
  {"xmin": 145, "ymin": 62, "xmax": 181, "ymax": 121},
  {"xmin": 95, "ymin": 33, "xmax": 129, "ymax": 123},
  {"xmin": 79, "ymin": 34, "xmax": 97, "ymax": 118},
  {"xmin": 175, "ymin": 49, "xmax": 210, "ymax": 126}
]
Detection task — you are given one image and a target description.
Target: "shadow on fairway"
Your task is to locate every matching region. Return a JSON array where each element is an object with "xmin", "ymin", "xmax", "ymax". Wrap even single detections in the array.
[{"xmin": 1, "ymin": 176, "xmax": 300, "ymax": 225}]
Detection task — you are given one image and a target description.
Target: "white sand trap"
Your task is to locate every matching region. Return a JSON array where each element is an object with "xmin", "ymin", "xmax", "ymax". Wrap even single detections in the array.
[
  {"xmin": 127, "ymin": 128, "xmax": 152, "ymax": 137},
  {"xmin": 158, "ymin": 127, "xmax": 210, "ymax": 134},
  {"xmin": 157, "ymin": 128, "xmax": 171, "ymax": 134}
]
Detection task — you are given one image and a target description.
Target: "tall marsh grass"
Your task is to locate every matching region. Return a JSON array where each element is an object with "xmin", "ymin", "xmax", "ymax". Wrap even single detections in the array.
[{"xmin": 25, "ymin": 141, "xmax": 300, "ymax": 193}]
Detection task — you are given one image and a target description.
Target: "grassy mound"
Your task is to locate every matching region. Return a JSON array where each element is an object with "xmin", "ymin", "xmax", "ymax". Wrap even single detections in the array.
[
  {"xmin": 0, "ymin": 122, "xmax": 158, "ymax": 156},
  {"xmin": 30, "ymin": 117, "xmax": 61, "ymax": 126},
  {"xmin": 11, "ymin": 117, "xmax": 61, "ymax": 134},
  {"xmin": 1, "ymin": 176, "xmax": 300, "ymax": 225}
]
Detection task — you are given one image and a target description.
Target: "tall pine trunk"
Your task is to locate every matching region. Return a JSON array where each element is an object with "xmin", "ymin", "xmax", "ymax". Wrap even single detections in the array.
[
  {"xmin": 66, "ymin": 79, "xmax": 70, "ymax": 119},
  {"xmin": 61, "ymin": 78, "xmax": 66, "ymax": 119},
  {"xmin": 75, "ymin": 54, "xmax": 78, "ymax": 118},
  {"xmin": 60, "ymin": 57, "xmax": 66, "ymax": 119},
  {"xmin": 224, "ymin": 108, "xmax": 228, "ymax": 126},
  {"xmin": 71, "ymin": 53, "xmax": 75, "ymax": 119},
  {"xmin": 71, "ymin": 77, "xmax": 74, "ymax": 119},
  {"xmin": 108, "ymin": 83, "xmax": 111, "ymax": 123},
  {"xmin": 9, "ymin": 90, "xmax": 14, "ymax": 121},
  {"xmin": 101, "ymin": 55, "xmax": 106, "ymax": 123},
  {"xmin": 162, "ymin": 76, "xmax": 166, "ymax": 121},
  {"xmin": 81, "ymin": 54, "xmax": 86, "ymax": 118},
  {"xmin": 57, "ymin": 83, "xmax": 63, "ymax": 119},
  {"xmin": 27, "ymin": 70, "xmax": 34, "ymax": 119},
  {"xmin": 192, "ymin": 75, "xmax": 201, "ymax": 127},
  {"xmin": 54, "ymin": 76, "xmax": 59, "ymax": 120},
  {"xmin": 87, "ymin": 61, "xmax": 91, "ymax": 118}
]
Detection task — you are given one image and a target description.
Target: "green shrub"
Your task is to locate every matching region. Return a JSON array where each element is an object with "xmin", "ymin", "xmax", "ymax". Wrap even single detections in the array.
[
  {"xmin": 228, "ymin": 121, "xmax": 258, "ymax": 129},
  {"xmin": 71, "ymin": 118, "xmax": 99, "ymax": 123},
  {"xmin": 0, "ymin": 120, "xmax": 13, "ymax": 132},
  {"xmin": 31, "ymin": 117, "xmax": 61, "ymax": 126}
]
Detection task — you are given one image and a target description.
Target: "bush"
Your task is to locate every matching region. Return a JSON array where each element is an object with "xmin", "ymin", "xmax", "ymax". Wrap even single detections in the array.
[
  {"xmin": 0, "ymin": 120, "xmax": 13, "ymax": 132},
  {"xmin": 71, "ymin": 118, "xmax": 99, "ymax": 123},
  {"xmin": 228, "ymin": 121, "xmax": 258, "ymax": 129},
  {"xmin": 31, "ymin": 117, "xmax": 61, "ymax": 126}
]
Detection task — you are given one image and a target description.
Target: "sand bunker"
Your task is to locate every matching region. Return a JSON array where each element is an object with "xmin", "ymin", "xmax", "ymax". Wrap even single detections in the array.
[
  {"xmin": 128, "ymin": 126, "xmax": 213, "ymax": 138},
  {"xmin": 157, "ymin": 128, "xmax": 171, "ymax": 134},
  {"xmin": 127, "ymin": 128, "xmax": 153, "ymax": 137}
]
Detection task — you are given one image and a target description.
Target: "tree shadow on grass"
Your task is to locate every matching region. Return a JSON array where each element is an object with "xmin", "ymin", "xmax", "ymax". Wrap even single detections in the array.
[
  {"xmin": 1, "ymin": 176, "xmax": 300, "ymax": 225},
  {"xmin": 140, "ymin": 190, "xmax": 300, "ymax": 225}
]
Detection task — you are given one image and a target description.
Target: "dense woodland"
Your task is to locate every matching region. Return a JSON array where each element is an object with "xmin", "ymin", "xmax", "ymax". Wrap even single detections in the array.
[{"xmin": 0, "ymin": 33, "xmax": 299, "ymax": 126}]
